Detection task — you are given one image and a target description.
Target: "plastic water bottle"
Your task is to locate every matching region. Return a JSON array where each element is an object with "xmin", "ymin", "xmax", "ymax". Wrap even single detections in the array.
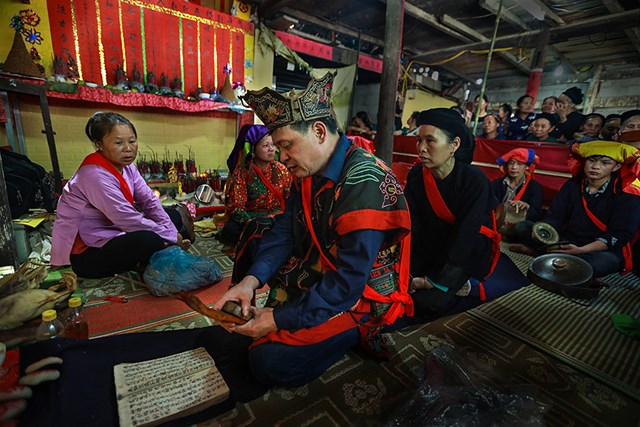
[
  {"xmin": 35, "ymin": 310, "xmax": 65, "ymax": 340},
  {"xmin": 62, "ymin": 297, "xmax": 89, "ymax": 340}
]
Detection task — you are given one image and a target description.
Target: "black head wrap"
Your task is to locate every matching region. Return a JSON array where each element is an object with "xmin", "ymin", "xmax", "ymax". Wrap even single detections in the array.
[
  {"xmin": 417, "ymin": 108, "xmax": 467, "ymax": 140},
  {"xmin": 581, "ymin": 113, "xmax": 605, "ymax": 126},
  {"xmin": 604, "ymin": 113, "xmax": 621, "ymax": 124},
  {"xmin": 417, "ymin": 108, "xmax": 476, "ymax": 164},
  {"xmin": 562, "ymin": 86, "xmax": 583, "ymax": 105},
  {"xmin": 535, "ymin": 112, "xmax": 558, "ymax": 127},
  {"xmin": 620, "ymin": 109, "xmax": 640, "ymax": 126}
]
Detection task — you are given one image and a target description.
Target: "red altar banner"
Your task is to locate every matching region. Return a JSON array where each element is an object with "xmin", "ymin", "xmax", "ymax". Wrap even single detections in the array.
[
  {"xmin": 358, "ymin": 55, "xmax": 383, "ymax": 73},
  {"xmin": 275, "ymin": 31, "xmax": 333, "ymax": 61},
  {"xmin": 474, "ymin": 138, "xmax": 571, "ymax": 205},
  {"xmin": 46, "ymin": 0, "xmax": 253, "ymax": 96}
]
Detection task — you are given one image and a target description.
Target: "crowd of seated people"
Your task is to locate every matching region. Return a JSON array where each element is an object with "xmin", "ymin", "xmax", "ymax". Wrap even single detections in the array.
[{"xmin": 453, "ymin": 86, "xmax": 638, "ymax": 148}]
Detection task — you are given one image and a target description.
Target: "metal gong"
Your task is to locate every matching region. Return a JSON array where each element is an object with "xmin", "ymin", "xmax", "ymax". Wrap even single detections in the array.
[
  {"xmin": 532, "ymin": 222, "xmax": 560, "ymax": 245},
  {"xmin": 527, "ymin": 254, "xmax": 597, "ymax": 299}
]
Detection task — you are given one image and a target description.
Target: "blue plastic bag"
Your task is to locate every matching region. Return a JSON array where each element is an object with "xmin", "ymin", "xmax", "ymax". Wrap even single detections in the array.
[{"xmin": 143, "ymin": 246, "xmax": 223, "ymax": 296}]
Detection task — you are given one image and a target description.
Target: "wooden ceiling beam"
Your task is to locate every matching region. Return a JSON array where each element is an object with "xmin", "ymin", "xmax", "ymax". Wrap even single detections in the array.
[
  {"xmin": 601, "ymin": 0, "xmax": 640, "ymax": 54},
  {"xmin": 388, "ymin": 1, "xmax": 530, "ymax": 76},
  {"xmin": 413, "ymin": 9, "xmax": 640, "ymax": 62},
  {"xmin": 439, "ymin": 14, "xmax": 530, "ymax": 75},
  {"xmin": 525, "ymin": 0, "xmax": 566, "ymax": 26},
  {"xmin": 259, "ymin": 0, "xmax": 298, "ymax": 19},
  {"xmin": 281, "ymin": 7, "xmax": 386, "ymax": 47},
  {"xmin": 480, "ymin": 0, "xmax": 576, "ymax": 73}
]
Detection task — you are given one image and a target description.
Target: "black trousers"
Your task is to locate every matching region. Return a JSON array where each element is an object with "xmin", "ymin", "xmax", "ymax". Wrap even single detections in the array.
[{"xmin": 70, "ymin": 208, "xmax": 183, "ymax": 278}]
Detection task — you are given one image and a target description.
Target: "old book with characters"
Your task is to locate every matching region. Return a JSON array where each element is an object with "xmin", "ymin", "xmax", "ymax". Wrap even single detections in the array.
[{"xmin": 113, "ymin": 347, "xmax": 229, "ymax": 427}]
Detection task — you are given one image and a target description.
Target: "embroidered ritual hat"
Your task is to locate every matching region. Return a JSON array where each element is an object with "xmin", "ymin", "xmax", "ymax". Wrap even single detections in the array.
[{"xmin": 241, "ymin": 72, "xmax": 336, "ymax": 132}]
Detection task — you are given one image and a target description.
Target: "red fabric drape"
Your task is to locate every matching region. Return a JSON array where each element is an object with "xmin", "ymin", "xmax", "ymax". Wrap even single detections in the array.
[
  {"xmin": 48, "ymin": 0, "xmax": 76, "ymax": 64},
  {"xmin": 200, "ymin": 24, "xmax": 215, "ymax": 90},
  {"xmin": 232, "ymin": 31, "xmax": 245, "ymax": 83},
  {"xmin": 182, "ymin": 18, "xmax": 199, "ymax": 92},
  {"xmin": 46, "ymin": 0, "xmax": 251, "ymax": 94},
  {"xmin": 75, "ymin": 0, "xmax": 102, "ymax": 83},
  {"xmin": 123, "ymin": 4, "xmax": 143, "ymax": 79}
]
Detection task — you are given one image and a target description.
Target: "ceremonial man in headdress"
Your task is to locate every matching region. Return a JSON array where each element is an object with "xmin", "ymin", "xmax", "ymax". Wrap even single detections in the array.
[{"xmin": 214, "ymin": 72, "xmax": 413, "ymax": 387}]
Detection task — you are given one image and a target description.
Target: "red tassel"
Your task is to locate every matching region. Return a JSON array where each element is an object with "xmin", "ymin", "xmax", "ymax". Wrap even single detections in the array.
[{"xmin": 478, "ymin": 282, "xmax": 487, "ymax": 301}]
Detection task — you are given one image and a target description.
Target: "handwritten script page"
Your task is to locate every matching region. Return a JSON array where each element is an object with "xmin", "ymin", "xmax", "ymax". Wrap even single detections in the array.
[{"xmin": 114, "ymin": 347, "xmax": 229, "ymax": 427}]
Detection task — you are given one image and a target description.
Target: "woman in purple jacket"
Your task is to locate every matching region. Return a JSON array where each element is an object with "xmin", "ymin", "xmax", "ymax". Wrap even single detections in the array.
[{"xmin": 51, "ymin": 112, "xmax": 190, "ymax": 278}]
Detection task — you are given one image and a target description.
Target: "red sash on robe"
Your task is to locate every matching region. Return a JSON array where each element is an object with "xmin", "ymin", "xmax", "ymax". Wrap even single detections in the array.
[
  {"xmin": 71, "ymin": 152, "xmax": 134, "ymax": 254},
  {"xmin": 581, "ymin": 195, "xmax": 636, "ymax": 275},
  {"xmin": 251, "ymin": 169, "xmax": 412, "ymax": 353},
  {"xmin": 513, "ymin": 175, "xmax": 531, "ymax": 202},
  {"xmin": 422, "ymin": 167, "xmax": 501, "ymax": 300}
]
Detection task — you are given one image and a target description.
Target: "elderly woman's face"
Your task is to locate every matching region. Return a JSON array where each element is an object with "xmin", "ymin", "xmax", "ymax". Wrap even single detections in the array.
[
  {"xmin": 581, "ymin": 117, "xmax": 603, "ymax": 138},
  {"xmin": 532, "ymin": 118, "xmax": 554, "ymax": 139},
  {"xmin": 253, "ymin": 134, "xmax": 276, "ymax": 163},
  {"xmin": 416, "ymin": 125, "xmax": 457, "ymax": 169},
  {"xmin": 96, "ymin": 124, "xmax": 138, "ymax": 173},
  {"xmin": 482, "ymin": 115, "xmax": 499, "ymax": 134},
  {"xmin": 556, "ymin": 94, "xmax": 573, "ymax": 114}
]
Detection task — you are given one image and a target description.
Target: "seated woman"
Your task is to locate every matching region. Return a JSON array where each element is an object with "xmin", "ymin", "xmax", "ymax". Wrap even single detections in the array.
[
  {"xmin": 51, "ymin": 112, "xmax": 192, "ymax": 278},
  {"xmin": 491, "ymin": 149, "xmax": 544, "ymax": 238},
  {"xmin": 346, "ymin": 111, "xmax": 376, "ymax": 140},
  {"xmin": 553, "ymin": 86, "xmax": 585, "ymax": 142},
  {"xmin": 481, "ymin": 113, "xmax": 504, "ymax": 140},
  {"xmin": 219, "ymin": 124, "xmax": 292, "ymax": 246},
  {"xmin": 507, "ymin": 95, "xmax": 537, "ymax": 140},
  {"xmin": 405, "ymin": 108, "xmax": 500, "ymax": 318},
  {"xmin": 511, "ymin": 141, "xmax": 640, "ymax": 278},
  {"xmin": 526, "ymin": 113, "xmax": 558, "ymax": 142},
  {"xmin": 570, "ymin": 113, "xmax": 605, "ymax": 143}
]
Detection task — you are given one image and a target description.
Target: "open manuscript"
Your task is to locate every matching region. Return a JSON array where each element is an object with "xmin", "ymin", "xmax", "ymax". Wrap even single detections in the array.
[{"xmin": 114, "ymin": 347, "xmax": 230, "ymax": 427}]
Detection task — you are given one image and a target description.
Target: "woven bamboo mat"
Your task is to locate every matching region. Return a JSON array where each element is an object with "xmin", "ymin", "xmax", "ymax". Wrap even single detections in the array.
[{"xmin": 469, "ymin": 277, "xmax": 640, "ymax": 401}]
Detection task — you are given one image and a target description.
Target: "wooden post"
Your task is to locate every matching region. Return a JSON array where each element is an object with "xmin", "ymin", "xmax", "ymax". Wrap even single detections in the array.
[
  {"xmin": 584, "ymin": 64, "xmax": 603, "ymax": 114},
  {"xmin": 376, "ymin": 0, "xmax": 404, "ymax": 165},
  {"xmin": 525, "ymin": 28, "xmax": 550, "ymax": 107}
]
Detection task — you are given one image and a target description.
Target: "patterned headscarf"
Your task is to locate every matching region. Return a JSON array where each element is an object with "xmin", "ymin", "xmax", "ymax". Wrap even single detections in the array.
[
  {"xmin": 226, "ymin": 124, "xmax": 269, "ymax": 176},
  {"xmin": 496, "ymin": 148, "xmax": 538, "ymax": 176}
]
